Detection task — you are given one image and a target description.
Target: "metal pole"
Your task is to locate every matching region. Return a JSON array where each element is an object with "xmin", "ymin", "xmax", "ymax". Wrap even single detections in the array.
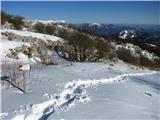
[{"xmin": 23, "ymin": 71, "xmax": 26, "ymax": 94}]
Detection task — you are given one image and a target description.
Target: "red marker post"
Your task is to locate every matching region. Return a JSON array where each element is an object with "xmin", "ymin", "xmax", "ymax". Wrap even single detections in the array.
[{"xmin": 18, "ymin": 64, "xmax": 31, "ymax": 93}]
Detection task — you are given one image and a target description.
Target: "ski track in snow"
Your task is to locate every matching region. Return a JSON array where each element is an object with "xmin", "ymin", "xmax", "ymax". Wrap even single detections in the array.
[{"xmin": 11, "ymin": 72, "xmax": 156, "ymax": 120}]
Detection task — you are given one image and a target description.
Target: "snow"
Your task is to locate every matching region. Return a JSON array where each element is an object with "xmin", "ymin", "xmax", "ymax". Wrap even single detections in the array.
[
  {"xmin": 141, "ymin": 50, "xmax": 158, "ymax": 60},
  {"xmin": 1, "ymin": 62, "xmax": 159, "ymax": 120},
  {"xmin": 17, "ymin": 53, "xmax": 36, "ymax": 63},
  {"xmin": 0, "ymin": 35, "xmax": 30, "ymax": 60},
  {"xmin": 145, "ymin": 43, "xmax": 157, "ymax": 47},
  {"xmin": 0, "ymin": 35, "xmax": 38, "ymax": 63},
  {"xmin": 58, "ymin": 74, "xmax": 159, "ymax": 120},
  {"xmin": 11, "ymin": 114, "xmax": 25, "ymax": 120},
  {"xmin": 1, "ymin": 29, "xmax": 63, "ymax": 43},
  {"xmin": 119, "ymin": 30, "xmax": 128, "ymax": 39},
  {"xmin": 11, "ymin": 71, "xmax": 159, "ymax": 120}
]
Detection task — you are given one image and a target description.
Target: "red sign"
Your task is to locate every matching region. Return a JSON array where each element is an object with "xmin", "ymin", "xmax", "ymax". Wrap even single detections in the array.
[{"xmin": 18, "ymin": 64, "xmax": 31, "ymax": 71}]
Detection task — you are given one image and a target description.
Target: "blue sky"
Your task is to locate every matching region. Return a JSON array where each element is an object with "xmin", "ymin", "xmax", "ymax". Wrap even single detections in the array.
[{"xmin": 1, "ymin": 1, "xmax": 159, "ymax": 24}]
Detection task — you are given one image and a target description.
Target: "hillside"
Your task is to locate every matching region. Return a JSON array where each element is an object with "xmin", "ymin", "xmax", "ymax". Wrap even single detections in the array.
[{"xmin": 1, "ymin": 14, "xmax": 160, "ymax": 69}]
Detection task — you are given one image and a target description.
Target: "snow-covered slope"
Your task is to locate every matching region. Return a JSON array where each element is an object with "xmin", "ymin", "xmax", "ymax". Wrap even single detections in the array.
[
  {"xmin": 1, "ymin": 29, "xmax": 63, "ymax": 43},
  {"xmin": 12, "ymin": 72, "xmax": 157, "ymax": 120},
  {"xmin": 1, "ymin": 62, "xmax": 159, "ymax": 120}
]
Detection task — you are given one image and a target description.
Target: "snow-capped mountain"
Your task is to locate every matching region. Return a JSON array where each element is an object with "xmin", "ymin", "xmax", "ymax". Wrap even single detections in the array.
[
  {"xmin": 89, "ymin": 23, "xmax": 102, "ymax": 27},
  {"xmin": 119, "ymin": 30, "xmax": 136, "ymax": 39},
  {"xmin": 74, "ymin": 23, "xmax": 160, "ymax": 35},
  {"xmin": 32, "ymin": 19, "xmax": 66, "ymax": 24}
]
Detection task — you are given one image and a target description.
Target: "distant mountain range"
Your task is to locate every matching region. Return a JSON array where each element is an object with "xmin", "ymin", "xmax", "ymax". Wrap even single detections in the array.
[
  {"xmin": 70, "ymin": 23, "xmax": 160, "ymax": 46},
  {"xmin": 73, "ymin": 23, "xmax": 160, "ymax": 35}
]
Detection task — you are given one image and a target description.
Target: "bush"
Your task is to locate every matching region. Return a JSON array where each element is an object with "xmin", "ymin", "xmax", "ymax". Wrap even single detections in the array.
[
  {"xmin": 45, "ymin": 24, "xmax": 56, "ymax": 35},
  {"xmin": 139, "ymin": 55, "xmax": 151, "ymax": 67},
  {"xmin": 117, "ymin": 48, "xmax": 138, "ymax": 64},
  {"xmin": 34, "ymin": 22, "xmax": 46, "ymax": 33},
  {"xmin": 55, "ymin": 30, "xmax": 114, "ymax": 62},
  {"xmin": 139, "ymin": 55, "xmax": 160, "ymax": 69},
  {"xmin": 1, "ymin": 11, "xmax": 24, "ymax": 29},
  {"xmin": 66, "ymin": 32, "xmax": 95, "ymax": 61},
  {"xmin": 34, "ymin": 22, "xmax": 56, "ymax": 35},
  {"xmin": 153, "ymin": 58, "xmax": 160, "ymax": 69},
  {"xmin": 56, "ymin": 29, "xmax": 69, "ymax": 40},
  {"xmin": 95, "ymin": 38, "xmax": 113, "ymax": 60},
  {"xmin": 9, "ymin": 16, "xmax": 24, "ymax": 30}
]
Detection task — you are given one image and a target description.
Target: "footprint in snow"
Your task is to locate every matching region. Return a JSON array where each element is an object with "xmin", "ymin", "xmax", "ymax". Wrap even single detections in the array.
[{"xmin": 144, "ymin": 92, "xmax": 152, "ymax": 97}]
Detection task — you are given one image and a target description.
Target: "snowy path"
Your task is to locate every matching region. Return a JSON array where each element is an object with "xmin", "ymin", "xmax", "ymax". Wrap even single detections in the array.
[{"xmin": 11, "ymin": 72, "xmax": 156, "ymax": 120}]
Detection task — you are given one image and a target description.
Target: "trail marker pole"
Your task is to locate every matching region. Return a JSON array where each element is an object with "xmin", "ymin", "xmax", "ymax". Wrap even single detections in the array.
[
  {"xmin": 18, "ymin": 64, "xmax": 31, "ymax": 94},
  {"xmin": 23, "ymin": 71, "xmax": 26, "ymax": 93}
]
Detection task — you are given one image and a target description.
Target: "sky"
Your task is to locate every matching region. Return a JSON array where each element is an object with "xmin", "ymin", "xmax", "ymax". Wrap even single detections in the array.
[{"xmin": 1, "ymin": 1, "xmax": 159, "ymax": 24}]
